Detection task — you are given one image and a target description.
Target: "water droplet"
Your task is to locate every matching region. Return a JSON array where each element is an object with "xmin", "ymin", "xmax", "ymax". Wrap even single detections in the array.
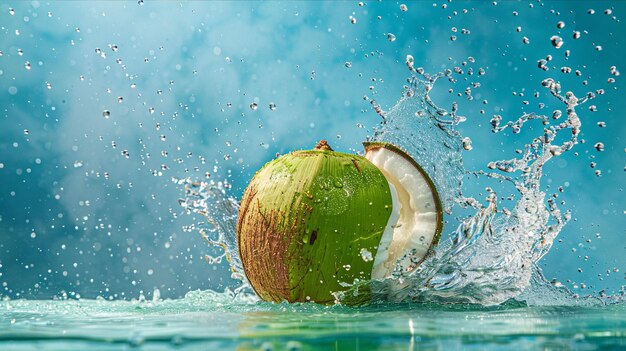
[
  {"xmin": 400, "ymin": 4, "xmax": 408, "ymax": 12},
  {"xmin": 550, "ymin": 36, "xmax": 564, "ymax": 48},
  {"xmin": 557, "ymin": 21, "xmax": 565, "ymax": 29},
  {"xmin": 462, "ymin": 137, "xmax": 473, "ymax": 151},
  {"xmin": 349, "ymin": 16, "xmax": 357, "ymax": 24},
  {"xmin": 102, "ymin": 110, "xmax": 111, "ymax": 118},
  {"xmin": 405, "ymin": 55, "xmax": 415, "ymax": 71},
  {"xmin": 9, "ymin": 8, "xmax": 15, "ymax": 15},
  {"xmin": 249, "ymin": 102, "xmax": 258, "ymax": 110},
  {"xmin": 117, "ymin": 96, "xmax": 123, "ymax": 103},
  {"xmin": 594, "ymin": 142, "xmax": 604, "ymax": 152},
  {"xmin": 604, "ymin": 9, "xmax": 612, "ymax": 15},
  {"xmin": 387, "ymin": 33, "xmax": 396, "ymax": 42},
  {"xmin": 24, "ymin": 61, "xmax": 31, "ymax": 70},
  {"xmin": 360, "ymin": 248, "xmax": 373, "ymax": 262},
  {"xmin": 573, "ymin": 31, "xmax": 581, "ymax": 39},
  {"xmin": 46, "ymin": 82, "xmax": 52, "ymax": 89},
  {"xmin": 522, "ymin": 36, "xmax": 530, "ymax": 44},
  {"xmin": 344, "ymin": 61, "xmax": 352, "ymax": 68},
  {"xmin": 588, "ymin": 9, "xmax": 595, "ymax": 14},
  {"xmin": 268, "ymin": 102, "xmax": 276, "ymax": 111},
  {"xmin": 595, "ymin": 45, "xmax": 603, "ymax": 51}
]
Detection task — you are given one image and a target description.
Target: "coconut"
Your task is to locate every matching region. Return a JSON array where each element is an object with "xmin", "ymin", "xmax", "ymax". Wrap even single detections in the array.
[{"xmin": 237, "ymin": 140, "xmax": 442, "ymax": 304}]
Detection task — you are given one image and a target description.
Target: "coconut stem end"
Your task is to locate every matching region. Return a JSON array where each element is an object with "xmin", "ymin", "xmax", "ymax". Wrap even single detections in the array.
[{"xmin": 314, "ymin": 140, "xmax": 333, "ymax": 151}]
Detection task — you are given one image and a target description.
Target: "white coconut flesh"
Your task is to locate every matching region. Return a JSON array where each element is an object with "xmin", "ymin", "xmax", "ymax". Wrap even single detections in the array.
[{"xmin": 365, "ymin": 147, "xmax": 439, "ymax": 280}]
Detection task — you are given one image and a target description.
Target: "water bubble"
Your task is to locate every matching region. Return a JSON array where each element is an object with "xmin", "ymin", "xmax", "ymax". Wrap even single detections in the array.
[
  {"xmin": 557, "ymin": 21, "xmax": 565, "ymax": 29},
  {"xmin": 46, "ymin": 82, "xmax": 52, "ymax": 89},
  {"xmin": 24, "ymin": 61, "xmax": 31, "ymax": 70},
  {"xmin": 387, "ymin": 33, "xmax": 396, "ymax": 42},
  {"xmin": 573, "ymin": 31, "xmax": 581, "ymax": 39},
  {"xmin": 522, "ymin": 36, "xmax": 530, "ymax": 44},
  {"xmin": 249, "ymin": 102, "xmax": 258, "ymax": 110},
  {"xmin": 344, "ymin": 61, "xmax": 352, "ymax": 68},
  {"xmin": 589, "ymin": 105, "xmax": 597, "ymax": 112},
  {"xmin": 516, "ymin": 26, "xmax": 522, "ymax": 32},
  {"xmin": 550, "ymin": 36, "xmax": 564, "ymax": 48},
  {"xmin": 102, "ymin": 110, "xmax": 110, "ymax": 118},
  {"xmin": 594, "ymin": 170, "xmax": 602, "ymax": 176},
  {"xmin": 349, "ymin": 16, "xmax": 357, "ymax": 24},
  {"xmin": 9, "ymin": 8, "xmax": 15, "ymax": 15},
  {"xmin": 588, "ymin": 9, "xmax": 595, "ymax": 14},
  {"xmin": 595, "ymin": 45, "xmax": 603, "ymax": 51},
  {"xmin": 117, "ymin": 96, "xmax": 123, "ymax": 103},
  {"xmin": 594, "ymin": 142, "xmax": 604, "ymax": 152},
  {"xmin": 610, "ymin": 66, "xmax": 620, "ymax": 76},
  {"xmin": 597, "ymin": 121, "xmax": 606, "ymax": 128},
  {"xmin": 400, "ymin": 4, "xmax": 408, "ymax": 12},
  {"xmin": 604, "ymin": 9, "xmax": 612, "ymax": 15},
  {"xmin": 358, "ymin": 2, "xmax": 364, "ymax": 6}
]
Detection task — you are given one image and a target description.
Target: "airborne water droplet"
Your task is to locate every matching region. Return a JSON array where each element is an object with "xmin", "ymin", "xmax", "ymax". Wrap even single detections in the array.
[
  {"xmin": 594, "ymin": 142, "xmax": 604, "ymax": 152},
  {"xmin": 550, "ymin": 35, "xmax": 564, "ymax": 48},
  {"xmin": 462, "ymin": 137, "xmax": 473, "ymax": 151}
]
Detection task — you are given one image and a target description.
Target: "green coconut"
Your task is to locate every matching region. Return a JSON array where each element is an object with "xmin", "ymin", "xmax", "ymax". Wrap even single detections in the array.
[{"xmin": 237, "ymin": 140, "xmax": 442, "ymax": 304}]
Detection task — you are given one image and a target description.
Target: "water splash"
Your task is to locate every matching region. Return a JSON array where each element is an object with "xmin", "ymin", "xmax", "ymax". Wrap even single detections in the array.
[
  {"xmin": 178, "ymin": 65, "xmax": 604, "ymax": 306},
  {"xmin": 175, "ymin": 178, "xmax": 252, "ymax": 296},
  {"xmin": 360, "ymin": 69, "xmax": 594, "ymax": 306}
]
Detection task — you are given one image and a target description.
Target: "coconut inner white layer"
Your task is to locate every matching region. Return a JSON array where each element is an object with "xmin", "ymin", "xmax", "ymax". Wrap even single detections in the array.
[{"xmin": 366, "ymin": 147, "xmax": 439, "ymax": 280}]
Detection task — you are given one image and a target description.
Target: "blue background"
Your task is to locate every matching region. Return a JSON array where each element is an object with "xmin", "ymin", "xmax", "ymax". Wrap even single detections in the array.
[{"xmin": 0, "ymin": 1, "xmax": 624, "ymax": 300}]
